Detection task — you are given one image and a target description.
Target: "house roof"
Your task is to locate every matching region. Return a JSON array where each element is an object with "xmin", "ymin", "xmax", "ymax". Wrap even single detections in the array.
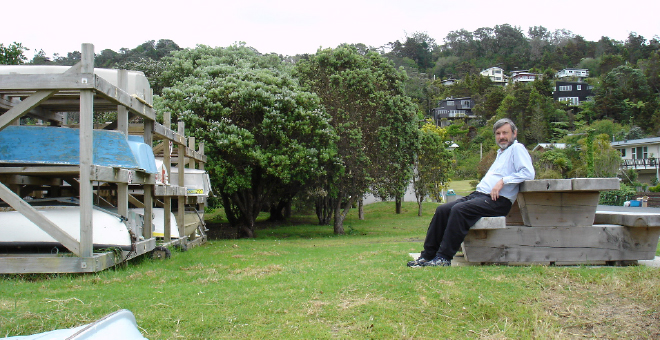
[
  {"xmin": 532, "ymin": 143, "xmax": 566, "ymax": 152},
  {"xmin": 611, "ymin": 137, "xmax": 660, "ymax": 148}
]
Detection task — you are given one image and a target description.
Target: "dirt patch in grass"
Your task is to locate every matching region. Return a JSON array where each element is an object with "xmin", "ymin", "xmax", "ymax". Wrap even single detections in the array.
[{"xmin": 536, "ymin": 272, "xmax": 660, "ymax": 339}]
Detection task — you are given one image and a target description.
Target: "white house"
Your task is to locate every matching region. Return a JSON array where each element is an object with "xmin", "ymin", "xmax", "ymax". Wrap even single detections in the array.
[
  {"xmin": 610, "ymin": 137, "xmax": 660, "ymax": 182},
  {"xmin": 556, "ymin": 68, "xmax": 589, "ymax": 80},
  {"xmin": 510, "ymin": 70, "xmax": 541, "ymax": 83},
  {"xmin": 480, "ymin": 67, "xmax": 507, "ymax": 84}
]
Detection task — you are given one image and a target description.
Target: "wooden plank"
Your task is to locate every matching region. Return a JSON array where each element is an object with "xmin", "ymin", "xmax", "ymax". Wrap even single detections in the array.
[
  {"xmin": 177, "ymin": 122, "xmax": 186, "ymax": 239},
  {"xmin": 505, "ymin": 199, "xmax": 524, "ymax": 225},
  {"xmin": 90, "ymin": 165, "xmax": 155, "ymax": 184},
  {"xmin": 93, "ymin": 76, "xmax": 155, "ymax": 121},
  {"xmin": 471, "ymin": 216, "xmax": 507, "ymax": 230},
  {"xmin": 0, "ymin": 73, "xmax": 95, "ymax": 91},
  {"xmin": 0, "ymin": 182, "xmax": 80, "ymax": 255},
  {"xmin": 571, "ymin": 177, "xmax": 620, "ymax": 191},
  {"xmin": 463, "ymin": 225, "xmax": 660, "ymax": 263},
  {"xmin": 0, "ymin": 90, "xmax": 56, "ymax": 130},
  {"xmin": 128, "ymin": 194, "xmax": 145, "ymax": 208},
  {"xmin": 520, "ymin": 179, "xmax": 572, "ymax": 192},
  {"xmin": 0, "ymin": 175, "xmax": 61, "ymax": 186},
  {"xmin": 116, "ymin": 69, "xmax": 129, "ymax": 136},
  {"xmin": 0, "ymin": 238, "xmax": 156, "ymax": 273},
  {"xmin": 153, "ymin": 122, "xmax": 186, "ymax": 145},
  {"xmin": 517, "ymin": 191, "xmax": 600, "ymax": 227},
  {"xmin": 595, "ymin": 211, "xmax": 660, "ymax": 227},
  {"xmin": 78, "ymin": 43, "xmax": 94, "ymax": 259}
]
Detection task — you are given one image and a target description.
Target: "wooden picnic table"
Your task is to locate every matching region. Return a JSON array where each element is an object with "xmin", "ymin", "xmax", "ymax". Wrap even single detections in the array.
[{"xmin": 462, "ymin": 178, "xmax": 660, "ymax": 265}]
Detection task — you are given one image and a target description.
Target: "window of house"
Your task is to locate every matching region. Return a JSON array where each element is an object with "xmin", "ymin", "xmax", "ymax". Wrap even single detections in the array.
[
  {"xmin": 559, "ymin": 97, "xmax": 580, "ymax": 105},
  {"xmin": 620, "ymin": 149, "xmax": 626, "ymax": 157},
  {"xmin": 494, "ymin": 69, "xmax": 501, "ymax": 74},
  {"xmin": 447, "ymin": 101, "xmax": 454, "ymax": 106},
  {"xmin": 461, "ymin": 100, "xmax": 471, "ymax": 107},
  {"xmin": 577, "ymin": 85, "xmax": 582, "ymax": 90},
  {"xmin": 633, "ymin": 146, "xmax": 648, "ymax": 159},
  {"xmin": 559, "ymin": 85, "xmax": 572, "ymax": 91}
]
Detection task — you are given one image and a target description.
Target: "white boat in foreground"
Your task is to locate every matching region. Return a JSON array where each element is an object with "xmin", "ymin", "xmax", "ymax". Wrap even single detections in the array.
[
  {"xmin": 0, "ymin": 206, "xmax": 132, "ymax": 250},
  {"xmin": 5, "ymin": 309, "xmax": 148, "ymax": 340}
]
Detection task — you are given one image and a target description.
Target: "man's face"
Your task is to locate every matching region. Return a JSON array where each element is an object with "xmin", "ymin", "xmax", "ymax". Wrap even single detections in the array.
[{"xmin": 495, "ymin": 123, "xmax": 517, "ymax": 150}]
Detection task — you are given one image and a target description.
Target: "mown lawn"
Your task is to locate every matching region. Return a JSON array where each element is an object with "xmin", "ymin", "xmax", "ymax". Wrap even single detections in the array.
[{"xmin": 2, "ymin": 202, "xmax": 660, "ymax": 339}]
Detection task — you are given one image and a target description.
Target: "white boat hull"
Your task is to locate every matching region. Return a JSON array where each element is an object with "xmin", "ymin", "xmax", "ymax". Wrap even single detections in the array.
[{"xmin": 0, "ymin": 206, "xmax": 132, "ymax": 250}]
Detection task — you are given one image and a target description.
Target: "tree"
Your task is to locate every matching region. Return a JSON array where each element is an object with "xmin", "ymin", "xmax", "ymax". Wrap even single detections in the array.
[
  {"xmin": 413, "ymin": 121, "xmax": 452, "ymax": 216},
  {"xmin": 0, "ymin": 42, "xmax": 28, "ymax": 65},
  {"xmin": 157, "ymin": 44, "xmax": 337, "ymax": 237},
  {"xmin": 295, "ymin": 45, "xmax": 419, "ymax": 233},
  {"xmin": 595, "ymin": 65, "xmax": 656, "ymax": 127}
]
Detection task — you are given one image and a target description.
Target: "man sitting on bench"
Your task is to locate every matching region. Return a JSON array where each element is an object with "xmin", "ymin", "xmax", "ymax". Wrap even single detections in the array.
[{"xmin": 408, "ymin": 118, "xmax": 535, "ymax": 267}]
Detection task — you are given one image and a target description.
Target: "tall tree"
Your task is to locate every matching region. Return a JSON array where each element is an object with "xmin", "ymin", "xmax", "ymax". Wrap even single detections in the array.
[
  {"xmin": 157, "ymin": 44, "xmax": 337, "ymax": 237},
  {"xmin": 0, "ymin": 42, "xmax": 28, "ymax": 65},
  {"xmin": 413, "ymin": 121, "xmax": 452, "ymax": 216},
  {"xmin": 296, "ymin": 45, "xmax": 419, "ymax": 233}
]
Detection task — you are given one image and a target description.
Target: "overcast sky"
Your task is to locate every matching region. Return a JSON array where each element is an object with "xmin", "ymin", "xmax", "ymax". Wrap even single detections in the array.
[{"xmin": 4, "ymin": 0, "xmax": 659, "ymax": 58}]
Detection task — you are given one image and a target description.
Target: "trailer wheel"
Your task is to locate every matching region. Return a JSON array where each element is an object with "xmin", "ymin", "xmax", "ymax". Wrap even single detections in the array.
[{"xmin": 152, "ymin": 246, "xmax": 171, "ymax": 260}]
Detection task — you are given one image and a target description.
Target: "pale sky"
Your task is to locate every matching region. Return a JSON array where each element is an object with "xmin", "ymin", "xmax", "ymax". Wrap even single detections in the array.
[{"xmin": 4, "ymin": 0, "xmax": 659, "ymax": 59}]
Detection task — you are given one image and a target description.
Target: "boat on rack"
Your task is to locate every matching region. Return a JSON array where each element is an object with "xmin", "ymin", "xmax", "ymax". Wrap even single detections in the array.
[{"xmin": 0, "ymin": 205, "xmax": 133, "ymax": 250}]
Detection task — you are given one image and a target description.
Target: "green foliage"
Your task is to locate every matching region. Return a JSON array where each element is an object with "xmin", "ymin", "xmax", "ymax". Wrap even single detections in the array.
[
  {"xmin": 599, "ymin": 183, "xmax": 637, "ymax": 206},
  {"xmin": 157, "ymin": 44, "xmax": 337, "ymax": 236},
  {"xmin": 0, "ymin": 42, "xmax": 28, "ymax": 64},
  {"xmin": 534, "ymin": 148, "xmax": 573, "ymax": 178},
  {"xmin": 295, "ymin": 45, "xmax": 419, "ymax": 229},
  {"xmin": 413, "ymin": 121, "xmax": 453, "ymax": 208},
  {"xmin": 648, "ymin": 184, "xmax": 660, "ymax": 192}
]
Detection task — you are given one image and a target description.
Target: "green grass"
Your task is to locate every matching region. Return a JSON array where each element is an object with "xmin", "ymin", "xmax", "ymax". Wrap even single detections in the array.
[
  {"xmin": 448, "ymin": 179, "xmax": 476, "ymax": 196},
  {"xmin": 2, "ymin": 202, "xmax": 660, "ymax": 339}
]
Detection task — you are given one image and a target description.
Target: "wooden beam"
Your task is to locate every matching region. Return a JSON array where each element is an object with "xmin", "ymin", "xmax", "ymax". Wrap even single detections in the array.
[
  {"xmin": 177, "ymin": 121, "xmax": 186, "ymax": 238},
  {"xmin": 93, "ymin": 76, "xmax": 156, "ymax": 121},
  {"xmin": 0, "ymin": 182, "xmax": 80, "ymax": 256},
  {"xmin": 79, "ymin": 43, "xmax": 94, "ymax": 258}
]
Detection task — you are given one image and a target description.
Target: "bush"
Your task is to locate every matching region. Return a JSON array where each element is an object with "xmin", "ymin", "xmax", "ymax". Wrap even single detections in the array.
[
  {"xmin": 599, "ymin": 183, "xmax": 636, "ymax": 206},
  {"xmin": 649, "ymin": 184, "xmax": 660, "ymax": 193}
]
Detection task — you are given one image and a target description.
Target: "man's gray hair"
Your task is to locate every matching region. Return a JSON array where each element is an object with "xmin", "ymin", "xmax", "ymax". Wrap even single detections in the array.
[{"xmin": 493, "ymin": 118, "xmax": 517, "ymax": 134}]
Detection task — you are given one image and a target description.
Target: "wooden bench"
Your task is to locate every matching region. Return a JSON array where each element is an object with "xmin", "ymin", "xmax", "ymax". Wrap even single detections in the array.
[{"xmin": 463, "ymin": 178, "xmax": 660, "ymax": 265}]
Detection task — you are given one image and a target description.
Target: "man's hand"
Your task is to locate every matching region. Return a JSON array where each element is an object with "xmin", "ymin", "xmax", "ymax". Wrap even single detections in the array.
[{"xmin": 491, "ymin": 178, "xmax": 504, "ymax": 201}]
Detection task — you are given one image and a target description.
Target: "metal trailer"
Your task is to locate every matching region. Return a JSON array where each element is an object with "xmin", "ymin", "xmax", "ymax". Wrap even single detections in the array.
[{"xmin": 0, "ymin": 43, "xmax": 207, "ymax": 273}]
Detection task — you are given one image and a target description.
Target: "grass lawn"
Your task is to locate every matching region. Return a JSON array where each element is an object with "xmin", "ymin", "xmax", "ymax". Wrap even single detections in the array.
[
  {"xmin": 447, "ymin": 179, "xmax": 476, "ymax": 196},
  {"xmin": 2, "ymin": 202, "xmax": 660, "ymax": 339}
]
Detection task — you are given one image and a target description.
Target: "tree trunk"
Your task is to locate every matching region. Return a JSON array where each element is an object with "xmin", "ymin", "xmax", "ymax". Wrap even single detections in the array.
[
  {"xmin": 333, "ymin": 194, "xmax": 357, "ymax": 235},
  {"xmin": 240, "ymin": 223, "xmax": 254, "ymax": 238},
  {"xmin": 358, "ymin": 196, "xmax": 364, "ymax": 220},
  {"xmin": 333, "ymin": 197, "xmax": 345, "ymax": 234},
  {"xmin": 417, "ymin": 200, "xmax": 423, "ymax": 216},
  {"xmin": 315, "ymin": 196, "xmax": 333, "ymax": 225},
  {"xmin": 268, "ymin": 199, "xmax": 288, "ymax": 222},
  {"xmin": 395, "ymin": 196, "xmax": 402, "ymax": 214}
]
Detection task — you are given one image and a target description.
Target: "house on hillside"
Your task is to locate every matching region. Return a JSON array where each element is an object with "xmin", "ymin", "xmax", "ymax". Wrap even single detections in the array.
[
  {"xmin": 480, "ymin": 67, "xmax": 507, "ymax": 85},
  {"xmin": 556, "ymin": 68, "xmax": 589, "ymax": 80},
  {"xmin": 431, "ymin": 97, "xmax": 475, "ymax": 127},
  {"xmin": 532, "ymin": 143, "xmax": 566, "ymax": 152},
  {"xmin": 510, "ymin": 70, "xmax": 541, "ymax": 83},
  {"xmin": 441, "ymin": 78, "xmax": 458, "ymax": 86},
  {"xmin": 553, "ymin": 81, "xmax": 594, "ymax": 106},
  {"xmin": 611, "ymin": 137, "xmax": 660, "ymax": 182}
]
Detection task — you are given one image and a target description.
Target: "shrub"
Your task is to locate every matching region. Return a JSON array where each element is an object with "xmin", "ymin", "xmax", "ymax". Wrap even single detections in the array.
[{"xmin": 599, "ymin": 183, "xmax": 636, "ymax": 206}]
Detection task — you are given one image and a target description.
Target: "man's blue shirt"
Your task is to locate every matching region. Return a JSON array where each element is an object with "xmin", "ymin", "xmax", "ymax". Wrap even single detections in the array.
[{"xmin": 476, "ymin": 140, "xmax": 535, "ymax": 202}]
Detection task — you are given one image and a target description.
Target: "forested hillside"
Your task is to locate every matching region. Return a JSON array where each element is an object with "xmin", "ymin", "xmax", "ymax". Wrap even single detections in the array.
[{"xmin": 2, "ymin": 24, "xmax": 659, "ymax": 231}]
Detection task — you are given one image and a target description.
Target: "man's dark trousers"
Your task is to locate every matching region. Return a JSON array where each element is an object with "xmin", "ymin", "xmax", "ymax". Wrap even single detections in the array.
[{"xmin": 421, "ymin": 191, "xmax": 512, "ymax": 261}]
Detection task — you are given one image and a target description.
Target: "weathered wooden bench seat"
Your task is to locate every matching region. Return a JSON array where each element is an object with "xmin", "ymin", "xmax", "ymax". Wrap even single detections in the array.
[{"xmin": 463, "ymin": 178, "xmax": 660, "ymax": 265}]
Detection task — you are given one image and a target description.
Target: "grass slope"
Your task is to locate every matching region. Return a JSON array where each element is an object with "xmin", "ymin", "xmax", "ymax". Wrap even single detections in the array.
[{"xmin": 2, "ymin": 202, "xmax": 659, "ymax": 339}]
